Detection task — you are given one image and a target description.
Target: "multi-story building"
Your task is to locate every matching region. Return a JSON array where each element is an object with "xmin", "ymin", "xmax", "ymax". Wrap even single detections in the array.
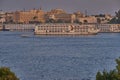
[
  {"xmin": 74, "ymin": 11, "xmax": 85, "ymax": 18},
  {"xmin": 1, "ymin": 8, "xmax": 114, "ymax": 24},
  {"xmin": 13, "ymin": 9, "xmax": 45, "ymax": 23},
  {"xmin": 45, "ymin": 9, "xmax": 66, "ymax": 22},
  {"xmin": 45, "ymin": 9, "xmax": 76, "ymax": 23},
  {"xmin": 46, "ymin": 9, "xmax": 66, "ymax": 16},
  {"xmin": 0, "ymin": 11, "xmax": 6, "ymax": 23},
  {"xmin": 13, "ymin": 11, "xmax": 20, "ymax": 23},
  {"xmin": 54, "ymin": 13, "xmax": 76, "ymax": 23}
]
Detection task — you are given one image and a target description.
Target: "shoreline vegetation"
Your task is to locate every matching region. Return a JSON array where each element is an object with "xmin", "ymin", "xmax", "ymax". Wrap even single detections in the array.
[
  {"xmin": 0, "ymin": 67, "xmax": 19, "ymax": 80},
  {"xmin": 96, "ymin": 57, "xmax": 120, "ymax": 80}
]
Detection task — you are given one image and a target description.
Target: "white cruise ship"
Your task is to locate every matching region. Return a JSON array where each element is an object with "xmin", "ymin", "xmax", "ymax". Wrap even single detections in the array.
[
  {"xmin": 34, "ymin": 24, "xmax": 99, "ymax": 35},
  {"xmin": 109, "ymin": 24, "xmax": 120, "ymax": 32}
]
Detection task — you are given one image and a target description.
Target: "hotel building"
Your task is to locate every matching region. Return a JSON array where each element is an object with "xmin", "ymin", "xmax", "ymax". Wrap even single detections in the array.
[
  {"xmin": 45, "ymin": 9, "xmax": 76, "ymax": 23},
  {"xmin": 13, "ymin": 9, "xmax": 45, "ymax": 23}
]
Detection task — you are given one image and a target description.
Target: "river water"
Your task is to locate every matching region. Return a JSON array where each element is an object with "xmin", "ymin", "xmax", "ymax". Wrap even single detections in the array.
[{"xmin": 0, "ymin": 31, "xmax": 120, "ymax": 80}]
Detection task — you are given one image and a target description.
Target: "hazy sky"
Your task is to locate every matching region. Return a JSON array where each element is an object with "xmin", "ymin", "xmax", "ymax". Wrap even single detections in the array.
[{"xmin": 0, "ymin": 0, "xmax": 120, "ymax": 15}]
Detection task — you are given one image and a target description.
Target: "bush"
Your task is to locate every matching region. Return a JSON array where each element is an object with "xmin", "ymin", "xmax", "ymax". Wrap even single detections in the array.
[
  {"xmin": 96, "ymin": 57, "xmax": 120, "ymax": 80},
  {"xmin": 0, "ymin": 67, "xmax": 19, "ymax": 80}
]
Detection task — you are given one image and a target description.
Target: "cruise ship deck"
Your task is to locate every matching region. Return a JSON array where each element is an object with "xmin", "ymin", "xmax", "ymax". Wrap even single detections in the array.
[{"xmin": 34, "ymin": 23, "xmax": 99, "ymax": 35}]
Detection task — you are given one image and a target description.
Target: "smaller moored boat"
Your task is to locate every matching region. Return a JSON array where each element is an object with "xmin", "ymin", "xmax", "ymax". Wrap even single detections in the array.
[{"xmin": 21, "ymin": 34, "xmax": 30, "ymax": 38}]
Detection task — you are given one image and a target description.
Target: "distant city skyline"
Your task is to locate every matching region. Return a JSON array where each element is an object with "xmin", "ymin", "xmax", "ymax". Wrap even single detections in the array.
[{"xmin": 0, "ymin": 0, "xmax": 120, "ymax": 15}]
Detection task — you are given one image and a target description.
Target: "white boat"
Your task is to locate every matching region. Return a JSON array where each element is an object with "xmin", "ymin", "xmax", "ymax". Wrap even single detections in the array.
[{"xmin": 34, "ymin": 24, "xmax": 99, "ymax": 35}]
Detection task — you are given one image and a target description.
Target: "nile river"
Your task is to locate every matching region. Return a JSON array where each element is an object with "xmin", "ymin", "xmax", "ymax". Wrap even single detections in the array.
[{"xmin": 0, "ymin": 31, "xmax": 120, "ymax": 80}]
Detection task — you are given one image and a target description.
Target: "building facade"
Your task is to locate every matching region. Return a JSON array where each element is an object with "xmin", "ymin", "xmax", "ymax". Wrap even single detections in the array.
[
  {"xmin": 0, "ymin": 11, "xmax": 6, "ymax": 23},
  {"xmin": 45, "ymin": 9, "xmax": 76, "ymax": 23},
  {"xmin": 13, "ymin": 9, "xmax": 45, "ymax": 23}
]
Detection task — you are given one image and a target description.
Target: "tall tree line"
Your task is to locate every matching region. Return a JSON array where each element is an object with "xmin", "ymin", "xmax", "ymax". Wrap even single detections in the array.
[{"xmin": 110, "ymin": 9, "xmax": 120, "ymax": 24}]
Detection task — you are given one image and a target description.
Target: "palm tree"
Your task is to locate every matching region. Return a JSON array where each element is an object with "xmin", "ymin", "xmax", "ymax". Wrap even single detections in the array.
[{"xmin": 115, "ymin": 10, "xmax": 120, "ymax": 19}]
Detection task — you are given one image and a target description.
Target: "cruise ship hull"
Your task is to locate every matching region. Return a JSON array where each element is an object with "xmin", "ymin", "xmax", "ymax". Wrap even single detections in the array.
[
  {"xmin": 34, "ymin": 31, "xmax": 98, "ymax": 35},
  {"xmin": 34, "ymin": 24, "xmax": 99, "ymax": 35}
]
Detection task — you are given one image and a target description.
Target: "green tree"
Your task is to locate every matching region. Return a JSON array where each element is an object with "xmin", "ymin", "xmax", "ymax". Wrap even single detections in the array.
[
  {"xmin": 96, "ymin": 70, "xmax": 118, "ymax": 80},
  {"xmin": 0, "ymin": 67, "xmax": 19, "ymax": 80},
  {"xmin": 109, "ymin": 9, "xmax": 120, "ymax": 23},
  {"xmin": 109, "ymin": 17, "xmax": 117, "ymax": 24},
  {"xmin": 96, "ymin": 71, "xmax": 103, "ymax": 80},
  {"xmin": 115, "ymin": 58, "xmax": 120, "ymax": 79},
  {"xmin": 115, "ymin": 10, "xmax": 120, "ymax": 19},
  {"xmin": 115, "ymin": 9, "xmax": 120, "ymax": 23},
  {"xmin": 96, "ymin": 57, "xmax": 120, "ymax": 80},
  {"xmin": 116, "ymin": 58, "xmax": 120, "ymax": 74}
]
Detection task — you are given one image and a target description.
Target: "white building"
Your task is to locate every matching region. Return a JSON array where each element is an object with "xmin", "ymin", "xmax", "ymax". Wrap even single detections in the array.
[{"xmin": 0, "ymin": 11, "xmax": 6, "ymax": 23}]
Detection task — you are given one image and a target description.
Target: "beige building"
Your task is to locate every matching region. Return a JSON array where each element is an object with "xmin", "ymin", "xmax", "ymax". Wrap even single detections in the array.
[
  {"xmin": 45, "ymin": 9, "xmax": 76, "ymax": 23},
  {"xmin": 45, "ymin": 9, "xmax": 66, "ymax": 22},
  {"xmin": 0, "ymin": 17, "xmax": 6, "ymax": 23},
  {"xmin": 46, "ymin": 9, "xmax": 66, "ymax": 15},
  {"xmin": 74, "ymin": 11, "xmax": 85, "ymax": 18},
  {"xmin": 13, "ymin": 9, "xmax": 45, "ymax": 23},
  {"xmin": 54, "ymin": 13, "xmax": 76, "ymax": 23},
  {"xmin": 0, "ymin": 12, "xmax": 6, "ymax": 23}
]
